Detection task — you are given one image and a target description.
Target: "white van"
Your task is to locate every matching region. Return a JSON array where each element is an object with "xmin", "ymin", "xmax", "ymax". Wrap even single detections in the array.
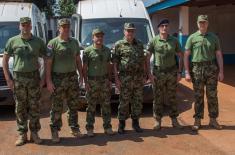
[
  {"xmin": 72, "ymin": 0, "xmax": 155, "ymax": 103},
  {"xmin": 0, "ymin": 2, "xmax": 47, "ymax": 105}
]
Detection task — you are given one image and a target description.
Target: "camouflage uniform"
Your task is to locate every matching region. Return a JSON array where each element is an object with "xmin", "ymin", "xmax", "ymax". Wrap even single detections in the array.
[
  {"xmin": 113, "ymin": 38, "xmax": 145, "ymax": 121},
  {"xmin": 83, "ymin": 44, "xmax": 112, "ymax": 131},
  {"xmin": 4, "ymin": 32, "xmax": 46, "ymax": 135},
  {"xmin": 185, "ymin": 19, "xmax": 221, "ymax": 119},
  {"xmin": 47, "ymin": 36, "xmax": 81, "ymax": 132},
  {"xmin": 147, "ymin": 35, "xmax": 182, "ymax": 119}
]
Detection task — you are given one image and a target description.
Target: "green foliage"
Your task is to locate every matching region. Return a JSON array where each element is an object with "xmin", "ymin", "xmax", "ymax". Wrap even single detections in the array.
[{"xmin": 57, "ymin": 0, "xmax": 76, "ymax": 17}]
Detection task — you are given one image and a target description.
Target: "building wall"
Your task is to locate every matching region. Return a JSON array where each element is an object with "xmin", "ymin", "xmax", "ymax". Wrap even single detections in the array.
[{"xmin": 150, "ymin": 7, "xmax": 179, "ymax": 35}]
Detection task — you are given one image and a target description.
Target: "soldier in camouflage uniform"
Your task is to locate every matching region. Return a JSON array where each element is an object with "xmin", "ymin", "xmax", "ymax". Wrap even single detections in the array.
[
  {"xmin": 46, "ymin": 18, "xmax": 83, "ymax": 143},
  {"xmin": 83, "ymin": 28, "xmax": 114, "ymax": 137},
  {"xmin": 147, "ymin": 19, "xmax": 183, "ymax": 130},
  {"xmin": 113, "ymin": 23, "xmax": 146, "ymax": 134},
  {"xmin": 184, "ymin": 15, "xmax": 224, "ymax": 131},
  {"xmin": 2, "ymin": 17, "xmax": 46, "ymax": 146}
]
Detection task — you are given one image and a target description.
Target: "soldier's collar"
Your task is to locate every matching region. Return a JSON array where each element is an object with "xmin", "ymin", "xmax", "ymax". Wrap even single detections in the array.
[
  {"xmin": 92, "ymin": 44, "xmax": 104, "ymax": 50},
  {"xmin": 123, "ymin": 37, "xmax": 138, "ymax": 44},
  {"xmin": 157, "ymin": 34, "xmax": 172, "ymax": 41},
  {"xmin": 58, "ymin": 36, "xmax": 72, "ymax": 43},
  {"xmin": 197, "ymin": 31, "xmax": 208, "ymax": 36},
  {"xmin": 20, "ymin": 33, "xmax": 34, "ymax": 41}
]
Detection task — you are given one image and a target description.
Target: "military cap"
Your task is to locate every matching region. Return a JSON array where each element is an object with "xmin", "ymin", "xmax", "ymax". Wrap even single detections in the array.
[
  {"xmin": 124, "ymin": 23, "xmax": 136, "ymax": 30},
  {"xmin": 157, "ymin": 19, "xmax": 169, "ymax": 27},
  {"xmin": 19, "ymin": 17, "xmax": 31, "ymax": 24},
  {"xmin": 58, "ymin": 18, "xmax": 70, "ymax": 26},
  {"xmin": 197, "ymin": 15, "xmax": 208, "ymax": 22},
  {"xmin": 92, "ymin": 28, "xmax": 104, "ymax": 35}
]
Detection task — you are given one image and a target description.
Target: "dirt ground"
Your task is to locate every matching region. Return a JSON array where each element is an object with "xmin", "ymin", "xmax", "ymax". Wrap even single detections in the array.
[{"xmin": 0, "ymin": 65, "xmax": 234, "ymax": 155}]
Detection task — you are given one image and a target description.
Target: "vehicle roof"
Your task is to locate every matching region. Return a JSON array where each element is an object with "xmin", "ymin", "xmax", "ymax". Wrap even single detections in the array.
[
  {"xmin": 0, "ymin": 2, "xmax": 34, "ymax": 22},
  {"xmin": 77, "ymin": 0, "xmax": 149, "ymax": 19}
]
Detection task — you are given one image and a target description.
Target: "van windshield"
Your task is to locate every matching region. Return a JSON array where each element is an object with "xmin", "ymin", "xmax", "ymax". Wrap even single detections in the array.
[
  {"xmin": 80, "ymin": 18, "xmax": 153, "ymax": 48},
  {"xmin": 0, "ymin": 22, "xmax": 20, "ymax": 54}
]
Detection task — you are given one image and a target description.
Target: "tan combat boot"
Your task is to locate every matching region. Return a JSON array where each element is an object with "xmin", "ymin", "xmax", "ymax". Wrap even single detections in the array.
[
  {"xmin": 70, "ymin": 129, "xmax": 84, "ymax": 138},
  {"xmin": 209, "ymin": 118, "xmax": 222, "ymax": 130},
  {"xmin": 87, "ymin": 129, "xmax": 94, "ymax": 137},
  {"xmin": 30, "ymin": 132, "xmax": 42, "ymax": 144},
  {"xmin": 104, "ymin": 128, "xmax": 115, "ymax": 135},
  {"xmin": 153, "ymin": 118, "xmax": 161, "ymax": 130},
  {"xmin": 192, "ymin": 118, "xmax": 201, "ymax": 131},
  {"xmin": 51, "ymin": 130, "xmax": 60, "ymax": 143},
  {"xmin": 171, "ymin": 118, "xmax": 183, "ymax": 129},
  {"xmin": 15, "ymin": 133, "xmax": 27, "ymax": 146}
]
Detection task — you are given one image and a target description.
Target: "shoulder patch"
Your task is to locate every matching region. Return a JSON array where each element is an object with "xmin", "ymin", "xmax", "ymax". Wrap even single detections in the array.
[{"xmin": 46, "ymin": 45, "xmax": 53, "ymax": 57}]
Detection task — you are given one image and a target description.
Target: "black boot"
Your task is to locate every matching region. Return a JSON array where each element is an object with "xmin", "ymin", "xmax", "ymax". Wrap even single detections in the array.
[
  {"xmin": 132, "ymin": 119, "xmax": 143, "ymax": 133},
  {"xmin": 118, "ymin": 120, "xmax": 126, "ymax": 134}
]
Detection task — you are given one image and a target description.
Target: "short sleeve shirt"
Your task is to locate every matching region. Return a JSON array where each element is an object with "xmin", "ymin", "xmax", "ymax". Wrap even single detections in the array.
[
  {"xmin": 4, "ymin": 35, "xmax": 46, "ymax": 72},
  {"xmin": 83, "ymin": 45, "xmax": 111, "ymax": 77},
  {"xmin": 47, "ymin": 37, "xmax": 80, "ymax": 73},
  {"xmin": 185, "ymin": 31, "xmax": 221, "ymax": 62},
  {"xmin": 147, "ymin": 35, "xmax": 182, "ymax": 69}
]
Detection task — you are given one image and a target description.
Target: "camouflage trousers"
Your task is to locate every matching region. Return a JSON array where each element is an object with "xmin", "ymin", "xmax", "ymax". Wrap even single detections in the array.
[
  {"xmin": 118, "ymin": 74, "xmax": 143, "ymax": 120},
  {"xmin": 152, "ymin": 67, "xmax": 179, "ymax": 119},
  {"xmin": 191, "ymin": 63, "xmax": 219, "ymax": 119},
  {"xmin": 50, "ymin": 72, "xmax": 80, "ymax": 132},
  {"xmin": 13, "ymin": 71, "xmax": 41, "ymax": 135},
  {"xmin": 86, "ymin": 78, "xmax": 112, "ymax": 130}
]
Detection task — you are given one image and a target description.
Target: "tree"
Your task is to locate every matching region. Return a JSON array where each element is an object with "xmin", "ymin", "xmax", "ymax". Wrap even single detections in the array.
[{"xmin": 57, "ymin": 0, "xmax": 76, "ymax": 17}]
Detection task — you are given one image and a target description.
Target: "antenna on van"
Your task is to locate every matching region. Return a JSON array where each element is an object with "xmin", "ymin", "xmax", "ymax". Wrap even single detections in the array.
[
  {"xmin": 21, "ymin": 4, "xmax": 24, "ymax": 10},
  {"xmin": 119, "ymin": 9, "xmax": 123, "ymax": 17},
  {"xmin": 134, "ymin": 0, "xmax": 137, "ymax": 6}
]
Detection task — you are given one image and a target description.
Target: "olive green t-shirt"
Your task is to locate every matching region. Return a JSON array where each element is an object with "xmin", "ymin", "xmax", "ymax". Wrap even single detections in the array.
[
  {"xmin": 147, "ymin": 35, "xmax": 182, "ymax": 68},
  {"xmin": 185, "ymin": 31, "xmax": 221, "ymax": 62},
  {"xmin": 47, "ymin": 37, "xmax": 80, "ymax": 73},
  {"xmin": 83, "ymin": 45, "xmax": 111, "ymax": 77},
  {"xmin": 113, "ymin": 38, "xmax": 145, "ymax": 73},
  {"xmin": 4, "ymin": 34, "xmax": 46, "ymax": 72}
]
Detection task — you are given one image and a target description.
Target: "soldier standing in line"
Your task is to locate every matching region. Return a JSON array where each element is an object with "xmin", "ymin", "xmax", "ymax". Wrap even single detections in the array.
[
  {"xmin": 146, "ymin": 19, "xmax": 184, "ymax": 130},
  {"xmin": 184, "ymin": 15, "xmax": 224, "ymax": 131},
  {"xmin": 83, "ymin": 28, "xmax": 114, "ymax": 137},
  {"xmin": 113, "ymin": 23, "xmax": 146, "ymax": 134},
  {"xmin": 46, "ymin": 18, "xmax": 83, "ymax": 143},
  {"xmin": 2, "ymin": 17, "xmax": 46, "ymax": 146}
]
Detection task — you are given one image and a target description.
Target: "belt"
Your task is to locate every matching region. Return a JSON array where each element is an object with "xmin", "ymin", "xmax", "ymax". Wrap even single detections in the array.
[
  {"xmin": 192, "ymin": 60, "xmax": 216, "ymax": 66},
  {"xmin": 153, "ymin": 65, "xmax": 177, "ymax": 72},
  {"xmin": 13, "ymin": 70, "xmax": 39, "ymax": 78},
  {"xmin": 52, "ymin": 71, "xmax": 77, "ymax": 77},
  {"xmin": 88, "ymin": 75, "xmax": 108, "ymax": 81}
]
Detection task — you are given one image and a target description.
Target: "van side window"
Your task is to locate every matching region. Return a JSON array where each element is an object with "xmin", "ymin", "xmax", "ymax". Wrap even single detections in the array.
[{"xmin": 37, "ymin": 22, "xmax": 44, "ymax": 39}]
